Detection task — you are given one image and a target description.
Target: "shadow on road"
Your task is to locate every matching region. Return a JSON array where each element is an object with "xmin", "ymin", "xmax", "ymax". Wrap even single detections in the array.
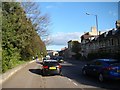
[
  {"xmin": 29, "ymin": 69, "xmax": 42, "ymax": 75},
  {"xmin": 62, "ymin": 62, "xmax": 120, "ymax": 90},
  {"xmin": 29, "ymin": 68, "xmax": 59, "ymax": 77}
]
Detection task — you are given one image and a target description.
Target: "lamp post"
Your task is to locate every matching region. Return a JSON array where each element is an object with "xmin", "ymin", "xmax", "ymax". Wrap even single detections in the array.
[
  {"xmin": 86, "ymin": 13, "xmax": 100, "ymax": 51},
  {"xmin": 86, "ymin": 13, "xmax": 99, "ymax": 36}
]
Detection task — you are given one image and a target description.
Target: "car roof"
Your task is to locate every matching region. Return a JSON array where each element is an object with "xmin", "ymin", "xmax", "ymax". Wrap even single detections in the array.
[
  {"xmin": 95, "ymin": 59, "xmax": 118, "ymax": 62},
  {"xmin": 43, "ymin": 59, "xmax": 58, "ymax": 62}
]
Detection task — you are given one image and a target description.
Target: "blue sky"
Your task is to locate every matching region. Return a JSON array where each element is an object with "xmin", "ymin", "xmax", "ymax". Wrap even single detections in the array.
[{"xmin": 38, "ymin": 2, "xmax": 118, "ymax": 51}]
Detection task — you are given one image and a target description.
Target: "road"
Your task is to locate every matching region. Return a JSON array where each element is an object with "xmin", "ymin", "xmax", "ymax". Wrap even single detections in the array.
[{"xmin": 2, "ymin": 59, "xmax": 120, "ymax": 89}]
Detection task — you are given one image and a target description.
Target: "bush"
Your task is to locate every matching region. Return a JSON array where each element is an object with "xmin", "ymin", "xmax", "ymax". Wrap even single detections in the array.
[{"xmin": 2, "ymin": 47, "xmax": 21, "ymax": 73}]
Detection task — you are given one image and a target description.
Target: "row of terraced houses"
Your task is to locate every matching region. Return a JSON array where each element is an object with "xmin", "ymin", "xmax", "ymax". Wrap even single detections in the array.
[{"xmin": 60, "ymin": 20, "xmax": 120, "ymax": 60}]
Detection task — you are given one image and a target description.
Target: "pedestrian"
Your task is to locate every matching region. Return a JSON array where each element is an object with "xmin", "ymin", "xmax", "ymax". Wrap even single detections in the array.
[{"xmin": 36, "ymin": 55, "xmax": 38, "ymax": 62}]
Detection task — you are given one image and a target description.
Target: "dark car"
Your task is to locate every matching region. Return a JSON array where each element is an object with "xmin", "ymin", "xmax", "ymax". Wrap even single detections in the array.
[
  {"xmin": 41, "ymin": 60, "xmax": 62, "ymax": 76},
  {"xmin": 54, "ymin": 56, "xmax": 64, "ymax": 63},
  {"xmin": 82, "ymin": 59, "xmax": 120, "ymax": 82}
]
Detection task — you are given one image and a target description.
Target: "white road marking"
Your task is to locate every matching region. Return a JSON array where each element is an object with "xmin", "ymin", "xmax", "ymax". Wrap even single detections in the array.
[
  {"xmin": 67, "ymin": 78, "xmax": 78, "ymax": 87},
  {"xmin": 73, "ymin": 82, "xmax": 78, "ymax": 86}
]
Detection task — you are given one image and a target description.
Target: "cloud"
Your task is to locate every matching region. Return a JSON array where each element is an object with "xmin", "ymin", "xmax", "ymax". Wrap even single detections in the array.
[
  {"xmin": 49, "ymin": 32, "xmax": 83, "ymax": 45},
  {"xmin": 47, "ymin": 45, "xmax": 67, "ymax": 51}
]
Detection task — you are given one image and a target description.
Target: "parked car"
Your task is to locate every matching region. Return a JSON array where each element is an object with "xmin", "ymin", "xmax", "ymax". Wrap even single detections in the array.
[
  {"xmin": 54, "ymin": 56, "xmax": 64, "ymax": 63},
  {"xmin": 41, "ymin": 60, "xmax": 62, "ymax": 76},
  {"xmin": 82, "ymin": 59, "xmax": 120, "ymax": 82}
]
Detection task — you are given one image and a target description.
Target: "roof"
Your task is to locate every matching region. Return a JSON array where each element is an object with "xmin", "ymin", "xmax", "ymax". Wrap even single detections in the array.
[
  {"xmin": 43, "ymin": 60, "xmax": 58, "ymax": 62},
  {"xmin": 96, "ymin": 59, "xmax": 118, "ymax": 62}
]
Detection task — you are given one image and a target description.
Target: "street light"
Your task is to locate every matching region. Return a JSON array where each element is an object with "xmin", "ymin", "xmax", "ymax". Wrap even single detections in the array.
[
  {"xmin": 86, "ymin": 13, "xmax": 99, "ymax": 36},
  {"xmin": 86, "ymin": 13, "xmax": 99, "ymax": 49}
]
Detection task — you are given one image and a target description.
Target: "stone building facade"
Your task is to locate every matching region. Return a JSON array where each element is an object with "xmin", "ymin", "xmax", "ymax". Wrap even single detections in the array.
[
  {"xmin": 81, "ymin": 26, "xmax": 99, "ymax": 57},
  {"xmin": 81, "ymin": 21, "xmax": 120, "ymax": 60}
]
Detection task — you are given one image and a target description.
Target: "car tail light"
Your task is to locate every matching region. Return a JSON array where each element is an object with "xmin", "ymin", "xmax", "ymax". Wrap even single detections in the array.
[
  {"xmin": 43, "ymin": 66, "xmax": 48, "ymax": 69},
  {"xmin": 57, "ymin": 64, "xmax": 62, "ymax": 68},
  {"xmin": 58, "ymin": 65, "xmax": 62, "ymax": 68}
]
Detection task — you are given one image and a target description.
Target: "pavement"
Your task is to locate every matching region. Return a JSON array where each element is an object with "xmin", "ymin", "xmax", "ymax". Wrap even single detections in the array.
[{"xmin": 0, "ymin": 60, "xmax": 36, "ymax": 89}]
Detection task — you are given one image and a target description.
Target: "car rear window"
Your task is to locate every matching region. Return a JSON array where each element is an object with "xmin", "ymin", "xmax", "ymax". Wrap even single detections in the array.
[
  {"xmin": 105, "ymin": 61, "xmax": 120, "ymax": 65},
  {"xmin": 44, "ymin": 62, "xmax": 58, "ymax": 66}
]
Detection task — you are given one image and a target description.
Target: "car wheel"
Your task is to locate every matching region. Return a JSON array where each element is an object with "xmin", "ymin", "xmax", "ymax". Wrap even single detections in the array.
[
  {"xmin": 99, "ymin": 73, "xmax": 104, "ymax": 82},
  {"xmin": 82, "ymin": 69, "xmax": 87, "ymax": 75}
]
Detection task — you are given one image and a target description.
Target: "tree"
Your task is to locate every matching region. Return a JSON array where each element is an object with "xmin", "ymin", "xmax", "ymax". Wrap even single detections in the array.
[
  {"xmin": 2, "ymin": 2, "xmax": 47, "ymax": 73},
  {"xmin": 0, "ymin": 0, "xmax": 2, "ymax": 73},
  {"xmin": 2, "ymin": 2, "xmax": 22, "ymax": 72},
  {"xmin": 21, "ymin": 2, "xmax": 51, "ymax": 45}
]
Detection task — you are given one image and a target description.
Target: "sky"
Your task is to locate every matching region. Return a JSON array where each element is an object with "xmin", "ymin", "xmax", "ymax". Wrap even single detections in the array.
[{"xmin": 37, "ymin": 1, "xmax": 119, "ymax": 51}]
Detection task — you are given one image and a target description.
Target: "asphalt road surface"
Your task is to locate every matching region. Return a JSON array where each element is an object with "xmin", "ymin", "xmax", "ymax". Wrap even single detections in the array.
[{"xmin": 2, "ymin": 59, "xmax": 120, "ymax": 89}]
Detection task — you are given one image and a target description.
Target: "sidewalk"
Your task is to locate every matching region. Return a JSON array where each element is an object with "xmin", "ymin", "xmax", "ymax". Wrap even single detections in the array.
[{"xmin": 0, "ymin": 60, "xmax": 36, "ymax": 89}]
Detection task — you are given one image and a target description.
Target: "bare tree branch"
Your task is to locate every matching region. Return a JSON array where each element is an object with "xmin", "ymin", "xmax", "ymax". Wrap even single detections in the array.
[{"xmin": 21, "ymin": 2, "xmax": 51, "ymax": 45}]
